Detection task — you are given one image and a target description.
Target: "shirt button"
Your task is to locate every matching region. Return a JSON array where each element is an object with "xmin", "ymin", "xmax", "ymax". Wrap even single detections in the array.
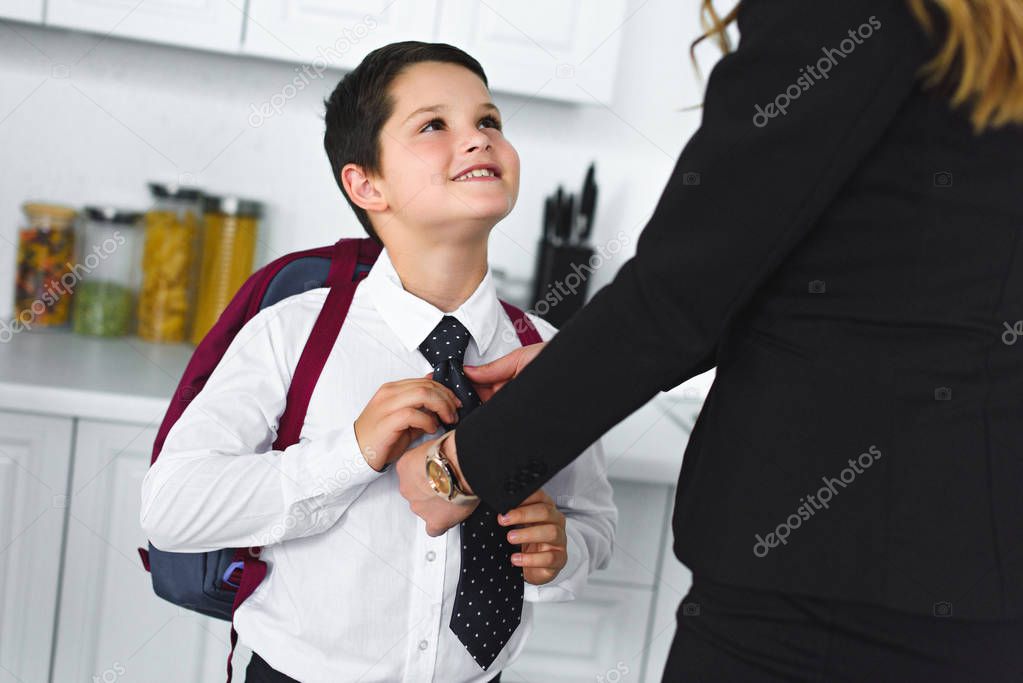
[
  {"xmin": 425, "ymin": 550, "xmax": 436, "ymax": 561},
  {"xmin": 418, "ymin": 640, "xmax": 429, "ymax": 650}
]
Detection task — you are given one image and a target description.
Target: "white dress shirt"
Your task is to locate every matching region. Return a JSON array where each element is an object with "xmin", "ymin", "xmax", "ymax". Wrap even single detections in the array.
[{"xmin": 139, "ymin": 246, "xmax": 617, "ymax": 683}]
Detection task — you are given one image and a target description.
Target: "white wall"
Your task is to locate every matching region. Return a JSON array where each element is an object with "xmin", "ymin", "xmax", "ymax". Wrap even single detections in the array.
[{"xmin": 0, "ymin": 0, "xmax": 726, "ymax": 322}]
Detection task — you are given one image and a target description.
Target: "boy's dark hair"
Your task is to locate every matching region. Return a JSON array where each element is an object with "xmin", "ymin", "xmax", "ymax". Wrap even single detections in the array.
[{"xmin": 323, "ymin": 41, "xmax": 489, "ymax": 245}]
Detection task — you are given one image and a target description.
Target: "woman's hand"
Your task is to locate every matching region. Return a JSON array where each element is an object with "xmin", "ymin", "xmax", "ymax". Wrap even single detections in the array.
[
  {"xmin": 499, "ymin": 488, "xmax": 568, "ymax": 586},
  {"xmin": 395, "ymin": 436, "xmax": 478, "ymax": 537},
  {"xmin": 463, "ymin": 342, "xmax": 547, "ymax": 401}
]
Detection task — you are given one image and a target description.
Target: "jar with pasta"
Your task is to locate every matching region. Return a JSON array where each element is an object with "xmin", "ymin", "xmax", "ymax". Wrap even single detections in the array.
[
  {"xmin": 191, "ymin": 195, "xmax": 262, "ymax": 345},
  {"xmin": 15, "ymin": 202, "xmax": 78, "ymax": 330},
  {"xmin": 72, "ymin": 207, "xmax": 142, "ymax": 337},
  {"xmin": 138, "ymin": 183, "xmax": 202, "ymax": 343}
]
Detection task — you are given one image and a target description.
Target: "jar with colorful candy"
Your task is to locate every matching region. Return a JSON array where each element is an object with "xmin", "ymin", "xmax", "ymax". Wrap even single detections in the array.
[{"xmin": 15, "ymin": 202, "xmax": 78, "ymax": 329}]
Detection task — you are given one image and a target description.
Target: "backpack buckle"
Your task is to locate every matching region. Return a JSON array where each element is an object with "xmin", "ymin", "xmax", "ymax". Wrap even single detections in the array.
[{"xmin": 221, "ymin": 560, "xmax": 245, "ymax": 589}]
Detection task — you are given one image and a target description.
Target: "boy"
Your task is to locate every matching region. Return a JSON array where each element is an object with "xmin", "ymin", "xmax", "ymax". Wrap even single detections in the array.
[{"xmin": 140, "ymin": 41, "xmax": 616, "ymax": 683}]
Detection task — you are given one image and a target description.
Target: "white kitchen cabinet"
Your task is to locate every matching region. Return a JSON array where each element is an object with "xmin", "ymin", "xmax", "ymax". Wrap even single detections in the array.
[
  {"xmin": 434, "ymin": 0, "xmax": 629, "ymax": 104},
  {"xmin": 0, "ymin": 411, "xmax": 73, "ymax": 683},
  {"xmin": 506, "ymin": 480, "xmax": 678, "ymax": 683},
  {"xmin": 0, "ymin": 0, "xmax": 44, "ymax": 23},
  {"xmin": 51, "ymin": 419, "xmax": 231, "ymax": 683},
  {"xmin": 45, "ymin": 0, "xmax": 244, "ymax": 54},
  {"xmin": 591, "ymin": 480, "xmax": 671, "ymax": 588},
  {"xmin": 242, "ymin": 0, "xmax": 627, "ymax": 103},
  {"xmin": 505, "ymin": 581, "xmax": 654, "ymax": 683},
  {"xmin": 242, "ymin": 0, "xmax": 440, "ymax": 70},
  {"xmin": 602, "ymin": 393, "xmax": 699, "ymax": 484},
  {"xmin": 644, "ymin": 546, "xmax": 692, "ymax": 683},
  {"xmin": 23, "ymin": 0, "xmax": 628, "ymax": 105}
]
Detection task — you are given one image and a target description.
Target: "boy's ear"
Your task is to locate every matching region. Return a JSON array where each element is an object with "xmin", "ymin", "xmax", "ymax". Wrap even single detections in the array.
[{"xmin": 341, "ymin": 163, "xmax": 388, "ymax": 213}]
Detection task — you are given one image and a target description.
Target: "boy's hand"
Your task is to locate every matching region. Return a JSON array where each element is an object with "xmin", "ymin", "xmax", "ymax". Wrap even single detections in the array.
[
  {"xmin": 354, "ymin": 379, "xmax": 462, "ymax": 471},
  {"xmin": 498, "ymin": 488, "xmax": 568, "ymax": 586},
  {"xmin": 462, "ymin": 341, "xmax": 546, "ymax": 401}
]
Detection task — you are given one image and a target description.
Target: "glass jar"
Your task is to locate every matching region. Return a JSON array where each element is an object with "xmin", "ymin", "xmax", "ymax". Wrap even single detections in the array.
[
  {"xmin": 72, "ymin": 207, "xmax": 142, "ymax": 337},
  {"xmin": 15, "ymin": 202, "xmax": 78, "ymax": 329},
  {"xmin": 191, "ymin": 195, "xmax": 262, "ymax": 345},
  {"xmin": 138, "ymin": 183, "xmax": 203, "ymax": 343}
]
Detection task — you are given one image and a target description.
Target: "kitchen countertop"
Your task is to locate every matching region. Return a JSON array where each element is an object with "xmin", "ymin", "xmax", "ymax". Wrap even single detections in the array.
[
  {"xmin": 0, "ymin": 328, "xmax": 193, "ymax": 425},
  {"xmin": 0, "ymin": 328, "xmax": 712, "ymax": 484}
]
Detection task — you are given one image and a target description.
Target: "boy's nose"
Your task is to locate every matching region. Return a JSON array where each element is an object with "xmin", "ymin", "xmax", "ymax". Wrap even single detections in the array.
[{"xmin": 464, "ymin": 131, "xmax": 491, "ymax": 153}]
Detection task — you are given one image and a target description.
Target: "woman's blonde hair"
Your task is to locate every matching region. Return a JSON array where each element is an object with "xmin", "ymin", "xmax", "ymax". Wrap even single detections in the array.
[{"xmin": 691, "ymin": 0, "xmax": 1023, "ymax": 132}]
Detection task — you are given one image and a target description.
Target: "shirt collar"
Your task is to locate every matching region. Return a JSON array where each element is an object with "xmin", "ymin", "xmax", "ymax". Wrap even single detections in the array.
[{"xmin": 361, "ymin": 246, "xmax": 501, "ymax": 358}]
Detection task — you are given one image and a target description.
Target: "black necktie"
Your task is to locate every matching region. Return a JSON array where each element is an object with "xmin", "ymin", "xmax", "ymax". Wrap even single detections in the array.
[{"xmin": 417, "ymin": 315, "xmax": 523, "ymax": 671}]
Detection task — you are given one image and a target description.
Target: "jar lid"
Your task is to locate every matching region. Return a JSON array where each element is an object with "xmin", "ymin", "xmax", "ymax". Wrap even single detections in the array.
[
  {"xmin": 202, "ymin": 194, "xmax": 264, "ymax": 218},
  {"xmin": 84, "ymin": 206, "xmax": 144, "ymax": 225},
  {"xmin": 148, "ymin": 182, "xmax": 203, "ymax": 201},
  {"xmin": 22, "ymin": 201, "xmax": 78, "ymax": 221}
]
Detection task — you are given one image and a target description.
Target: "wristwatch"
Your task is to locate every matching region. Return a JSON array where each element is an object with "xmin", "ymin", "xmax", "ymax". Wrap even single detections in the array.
[{"xmin": 424, "ymin": 431, "xmax": 479, "ymax": 505}]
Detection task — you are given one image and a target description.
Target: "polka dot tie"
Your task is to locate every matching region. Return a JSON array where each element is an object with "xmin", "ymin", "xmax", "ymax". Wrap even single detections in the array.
[{"xmin": 417, "ymin": 316, "xmax": 523, "ymax": 671}]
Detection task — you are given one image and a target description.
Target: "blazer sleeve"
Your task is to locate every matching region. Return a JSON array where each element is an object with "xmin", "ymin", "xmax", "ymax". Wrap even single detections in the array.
[{"xmin": 456, "ymin": 0, "xmax": 933, "ymax": 513}]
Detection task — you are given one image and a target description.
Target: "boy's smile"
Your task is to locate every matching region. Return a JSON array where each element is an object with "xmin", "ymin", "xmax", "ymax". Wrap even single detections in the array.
[{"xmin": 372, "ymin": 61, "xmax": 520, "ymax": 240}]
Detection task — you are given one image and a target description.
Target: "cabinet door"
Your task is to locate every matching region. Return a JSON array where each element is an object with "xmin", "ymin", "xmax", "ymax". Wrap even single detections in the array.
[
  {"xmin": 0, "ymin": 412, "xmax": 73, "ymax": 683},
  {"xmin": 643, "ymin": 516, "xmax": 692, "ymax": 683},
  {"xmin": 52, "ymin": 420, "xmax": 228, "ymax": 683},
  {"xmin": 0, "ymin": 0, "xmax": 44, "ymax": 22},
  {"xmin": 590, "ymin": 481, "xmax": 670, "ymax": 588},
  {"xmin": 603, "ymin": 394, "xmax": 700, "ymax": 484},
  {"xmin": 505, "ymin": 582, "xmax": 655, "ymax": 683},
  {"xmin": 434, "ymin": 0, "xmax": 628, "ymax": 104},
  {"xmin": 242, "ymin": 0, "xmax": 439, "ymax": 70},
  {"xmin": 45, "ymin": 0, "xmax": 244, "ymax": 53}
]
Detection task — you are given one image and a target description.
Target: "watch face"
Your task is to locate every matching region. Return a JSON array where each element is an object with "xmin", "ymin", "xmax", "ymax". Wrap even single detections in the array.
[{"xmin": 427, "ymin": 459, "xmax": 452, "ymax": 497}]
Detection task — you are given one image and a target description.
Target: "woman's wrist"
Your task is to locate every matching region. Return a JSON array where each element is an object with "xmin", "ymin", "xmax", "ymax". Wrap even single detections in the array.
[{"xmin": 442, "ymin": 431, "xmax": 474, "ymax": 496}]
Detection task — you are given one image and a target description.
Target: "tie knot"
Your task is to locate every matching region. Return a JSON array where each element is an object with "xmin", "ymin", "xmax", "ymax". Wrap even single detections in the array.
[{"xmin": 418, "ymin": 316, "xmax": 472, "ymax": 367}]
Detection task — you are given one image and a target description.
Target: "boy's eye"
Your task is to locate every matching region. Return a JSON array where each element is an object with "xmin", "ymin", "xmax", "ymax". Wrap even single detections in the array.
[
  {"xmin": 419, "ymin": 116, "xmax": 503, "ymax": 133},
  {"xmin": 421, "ymin": 118, "xmax": 444, "ymax": 133}
]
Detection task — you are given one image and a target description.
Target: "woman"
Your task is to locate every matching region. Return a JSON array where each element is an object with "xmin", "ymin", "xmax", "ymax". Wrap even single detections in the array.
[{"xmin": 396, "ymin": 1, "xmax": 1023, "ymax": 680}]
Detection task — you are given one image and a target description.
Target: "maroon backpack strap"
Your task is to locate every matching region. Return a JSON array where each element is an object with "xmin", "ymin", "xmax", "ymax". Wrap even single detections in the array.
[
  {"xmin": 500, "ymin": 300, "xmax": 544, "ymax": 345},
  {"xmin": 225, "ymin": 238, "xmax": 378, "ymax": 683},
  {"xmin": 226, "ymin": 546, "xmax": 266, "ymax": 682},
  {"xmin": 273, "ymin": 237, "xmax": 376, "ymax": 449},
  {"xmin": 151, "ymin": 242, "xmax": 336, "ymax": 466}
]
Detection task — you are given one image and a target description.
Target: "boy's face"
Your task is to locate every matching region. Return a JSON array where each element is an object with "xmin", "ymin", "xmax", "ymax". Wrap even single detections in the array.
[{"xmin": 370, "ymin": 61, "xmax": 520, "ymax": 242}]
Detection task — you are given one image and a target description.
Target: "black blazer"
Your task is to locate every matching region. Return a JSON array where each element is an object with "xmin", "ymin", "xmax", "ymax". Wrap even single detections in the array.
[{"xmin": 457, "ymin": 0, "xmax": 1023, "ymax": 619}]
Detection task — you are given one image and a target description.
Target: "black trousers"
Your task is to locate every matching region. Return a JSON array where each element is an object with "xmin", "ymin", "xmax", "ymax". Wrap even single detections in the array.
[
  {"xmin": 245, "ymin": 651, "xmax": 502, "ymax": 682},
  {"xmin": 662, "ymin": 573, "xmax": 1023, "ymax": 682}
]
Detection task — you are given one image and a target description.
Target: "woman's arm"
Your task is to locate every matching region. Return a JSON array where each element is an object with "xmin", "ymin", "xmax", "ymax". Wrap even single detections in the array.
[{"xmin": 454, "ymin": 0, "xmax": 933, "ymax": 514}]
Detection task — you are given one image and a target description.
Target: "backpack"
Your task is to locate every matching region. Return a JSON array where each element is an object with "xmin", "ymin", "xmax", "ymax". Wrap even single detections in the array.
[{"xmin": 136, "ymin": 237, "xmax": 543, "ymax": 681}]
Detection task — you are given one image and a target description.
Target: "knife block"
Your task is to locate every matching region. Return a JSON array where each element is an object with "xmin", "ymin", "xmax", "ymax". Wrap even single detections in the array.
[{"xmin": 529, "ymin": 237, "xmax": 594, "ymax": 328}]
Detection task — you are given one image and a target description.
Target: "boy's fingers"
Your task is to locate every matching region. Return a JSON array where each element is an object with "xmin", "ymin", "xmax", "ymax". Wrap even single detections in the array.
[
  {"xmin": 507, "ymin": 523, "xmax": 565, "ymax": 546},
  {"xmin": 396, "ymin": 378, "xmax": 463, "ymax": 409},
  {"xmin": 498, "ymin": 490, "xmax": 553, "ymax": 525},
  {"xmin": 388, "ymin": 408, "xmax": 438, "ymax": 438},
  {"xmin": 512, "ymin": 549, "xmax": 563, "ymax": 568},
  {"xmin": 502, "ymin": 502, "xmax": 562, "ymax": 526},
  {"xmin": 421, "ymin": 379, "xmax": 463, "ymax": 409},
  {"xmin": 391, "ymin": 385, "xmax": 460, "ymax": 423}
]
